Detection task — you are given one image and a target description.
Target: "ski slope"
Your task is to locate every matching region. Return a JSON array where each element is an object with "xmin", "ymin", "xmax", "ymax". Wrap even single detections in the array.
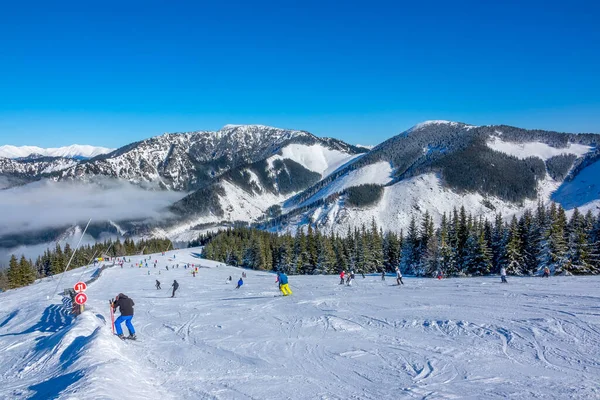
[{"xmin": 1, "ymin": 248, "xmax": 600, "ymax": 399}]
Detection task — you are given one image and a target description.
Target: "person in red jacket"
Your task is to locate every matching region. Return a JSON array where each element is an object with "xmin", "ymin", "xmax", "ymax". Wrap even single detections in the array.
[{"xmin": 339, "ymin": 271, "xmax": 345, "ymax": 285}]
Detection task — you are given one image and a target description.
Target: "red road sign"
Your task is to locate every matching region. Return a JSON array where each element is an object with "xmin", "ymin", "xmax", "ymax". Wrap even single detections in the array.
[
  {"xmin": 74, "ymin": 293, "xmax": 88, "ymax": 305},
  {"xmin": 74, "ymin": 282, "xmax": 87, "ymax": 293}
]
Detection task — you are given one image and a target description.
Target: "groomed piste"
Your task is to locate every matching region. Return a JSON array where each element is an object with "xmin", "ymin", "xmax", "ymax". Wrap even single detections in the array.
[{"xmin": 1, "ymin": 247, "xmax": 599, "ymax": 399}]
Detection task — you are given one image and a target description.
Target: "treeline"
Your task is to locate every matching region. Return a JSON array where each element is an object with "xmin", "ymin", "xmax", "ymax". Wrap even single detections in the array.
[
  {"xmin": 0, "ymin": 237, "xmax": 172, "ymax": 291},
  {"xmin": 201, "ymin": 203, "xmax": 600, "ymax": 276}
]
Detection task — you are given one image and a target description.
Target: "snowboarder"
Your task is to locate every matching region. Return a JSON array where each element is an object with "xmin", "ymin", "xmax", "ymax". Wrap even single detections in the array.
[
  {"xmin": 339, "ymin": 271, "xmax": 345, "ymax": 285},
  {"xmin": 236, "ymin": 278, "xmax": 243, "ymax": 289},
  {"xmin": 542, "ymin": 267, "xmax": 550, "ymax": 278},
  {"xmin": 171, "ymin": 280, "xmax": 179, "ymax": 297},
  {"xmin": 111, "ymin": 293, "xmax": 136, "ymax": 340},
  {"xmin": 156, "ymin": 280, "xmax": 161, "ymax": 289},
  {"xmin": 500, "ymin": 267, "xmax": 508, "ymax": 283},
  {"xmin": 277, "ymin": 271, "xmax": 292, "ymax": 296},
  {"xmin": 381, "ymin": 271, "xmax": 385, "ymax": 281},
  {"xmin": 396, "ymin": 267, "xmax": 404, "ymax": 285}
]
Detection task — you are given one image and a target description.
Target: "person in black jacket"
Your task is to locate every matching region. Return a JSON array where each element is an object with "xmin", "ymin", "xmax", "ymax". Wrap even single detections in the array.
[
  {"xmin": 112, "ymin": 293, "xmax": 136, "ymax": 339},
  {"xmin": 155, "ymin": 280, "xmax": 161, "ymax": 289},
  {"xmin": 171, "ymin": 280, "xmax": 179, "ymax": 297}
]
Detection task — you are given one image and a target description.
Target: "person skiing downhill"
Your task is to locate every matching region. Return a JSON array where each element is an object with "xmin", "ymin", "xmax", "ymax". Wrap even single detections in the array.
[
  {"xmin": 112, "ymin": 293, "xmax": 136, "ymax": 340},
  {"xmin": 542, "ymin": 267, "xmax": 550, "ymax": 278},
  {"xmin": 396, "ymin": 267, "xmax": 404, "ymax": 285},
  {"xmin": 381, "ymin": 271, "xmax": 385, "ymax": 281},
  {"xmin": 156, "ymin": 280, "xmax": 161, "ymax": 289},
  {"xmin": 226, "ymin": 276, "xmax": 232, "ymax": 284},
  {"xmin": 236, "ymin": 277, "xmax": 243, "ymax": 289},
  {"xmin": 339, "ymin": 271, "xmax": 345, "ymax": 285},
  {"xmin": 347, "ymin": 271, "xmax": 355, "ymax": 286},
  {"xmin": 171, "ymin": 280, "xmax": 179, "ymax": 297},
  {"xmin": 277, "ymin": 271, "xmax": 292, "ymax": 296},
  {"xmin": 500, "ymin": 267, "xmax": 508, "ymax": 283}
]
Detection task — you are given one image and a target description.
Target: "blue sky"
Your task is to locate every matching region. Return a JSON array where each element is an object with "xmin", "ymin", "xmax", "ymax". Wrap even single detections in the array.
[{"xmin": 1, "ymin": 0, "xmax": 599, "ymax": 148}]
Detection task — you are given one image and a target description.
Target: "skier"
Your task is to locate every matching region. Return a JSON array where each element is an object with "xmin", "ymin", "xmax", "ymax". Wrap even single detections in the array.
[
  {"xmin": 171, "ymin": 280, "xmax": 179, "ymax": 297},
  {"xmin": 226, "ymin": 276, "xmax": 232, "ymax": 284},
  {"xmin": 166, "ymin": 266, "xmax": 169, "ymax": 271},
  {"xmin": 396, "ymin": 267, "xmax": 404, "ymax": 285},
  {"xmin": 339, "ymin": 271, "xmax": 345, "ymax": 285},
  {"xmin": 156, "ymin": 280, "xmax": 161, "ymax": 289},
  {"xmin": 192, "ymin": 271, "xmax": 196, "ymax": 277},
  {"xmin": 436, "ymin": 270, "xmax": 443, "ymax": 280},
  {"xmin": 276, "ymin": 271, "xmax": 292, "ymax": 296},
  {"xmin": 361, "ymin": 272, "xmax": 365, "ymax": 279},
  {"xmin": 347, "ymin": 271, "xmax": 355, "ymax": 286},
  {"xmin": 500, "ymin": 267, "xmax": 508, "ymax": 283},
  {"xmin": 542, "ymin": 266, "xmax": 550, "ymax": 278},
  {"xmin": 242, "ymin": 272, "xmax": 246, "ymax": 278},
  {"xmin": 381, "ymin": 271, "xmax": 385, "ymax": 281},
  {"xmin": 111, "ymin": 293, "xmax": 136, "ymax": 340},
  {"xmin": 236, "ymin": 277, "xmax": 243, "ymax": 289}
]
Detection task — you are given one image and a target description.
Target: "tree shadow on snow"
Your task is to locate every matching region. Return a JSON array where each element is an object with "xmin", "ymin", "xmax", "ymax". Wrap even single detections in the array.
[
  {"xmin": 27, "ymin": 370, "xmax": 85, "ymax": 400},
  {"xmin": 0, "ymin": 310, "xmax": 19, "ymax": 328}
]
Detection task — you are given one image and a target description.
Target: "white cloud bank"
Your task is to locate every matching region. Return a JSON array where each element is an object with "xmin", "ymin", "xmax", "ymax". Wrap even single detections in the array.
[{"xmin": 0, "ymin": 179, "xmax": 187, "ymax": 237}]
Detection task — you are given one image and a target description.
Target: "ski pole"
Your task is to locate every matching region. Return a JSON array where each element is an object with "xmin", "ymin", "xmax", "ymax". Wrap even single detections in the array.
[{"xmin": 109, "ymin": 300, "xmax": 115, "ymax": 334}]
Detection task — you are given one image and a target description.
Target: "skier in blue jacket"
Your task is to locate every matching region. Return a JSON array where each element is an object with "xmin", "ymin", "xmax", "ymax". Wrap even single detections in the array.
[
  {"xmin": 276, "ymin": 272, "xmax": 292, "ymax": 296},
  {"xmin": 236, "ymin": 277, "xmax": 243, "ymax": 289}
]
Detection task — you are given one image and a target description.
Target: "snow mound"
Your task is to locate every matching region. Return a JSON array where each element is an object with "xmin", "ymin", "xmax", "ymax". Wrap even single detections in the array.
[{"xmin": 487, "ymin": 136, "xmax": 592, "ymax": 161}]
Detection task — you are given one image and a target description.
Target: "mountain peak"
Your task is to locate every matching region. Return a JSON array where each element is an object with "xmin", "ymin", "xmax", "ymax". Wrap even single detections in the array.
[{"xmin": 0, "ymin": 144, "xmax": 115, "ymax": 160}]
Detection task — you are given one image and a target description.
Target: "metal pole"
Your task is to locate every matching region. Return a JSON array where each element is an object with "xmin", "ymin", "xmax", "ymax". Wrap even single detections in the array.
[{"xmin": 52, "ymin": 219, "xmax": 92, "ymax": 299}]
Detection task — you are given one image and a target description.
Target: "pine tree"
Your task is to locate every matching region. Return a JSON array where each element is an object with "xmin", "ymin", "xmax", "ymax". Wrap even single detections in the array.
[
  {"xmin": 505, "ymin": 216, "xmax": 525, "ymax": 275},
  {"xmin": 565, "ymin": 208, "xmax": 594, "ymax": 274},
  {"xmin": 7, "ymin": 255, "xmax": 20, "ymax": 289},
  {"xmin": 438, "ymin": 213, "xmax": 455, "ymax": 276},
  {"xmin": 401, "ymin": 216, "xmax": 419, "ymax": 274}
]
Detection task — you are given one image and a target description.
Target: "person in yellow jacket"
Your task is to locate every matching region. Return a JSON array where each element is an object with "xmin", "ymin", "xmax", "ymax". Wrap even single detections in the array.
[{"xmin": 276, "ymin": 272, "xmax": 292, "ymax": 296}]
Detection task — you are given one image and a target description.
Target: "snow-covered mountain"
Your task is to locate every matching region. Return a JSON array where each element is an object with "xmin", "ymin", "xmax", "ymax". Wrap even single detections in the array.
[
  {"xmin": 0, "ymin": 144, "xmax": 114, "ymax": 160},
  {"xmin": 2, "ymin": 120, "xmax": 600, "ymax": 254},
  {"xmin": 54, "ymin": 125, "xmax": 364, "ymax": 191},
  {"xmin": 264, "ymin": 121, "xmax": 600, "ymax": 235}
]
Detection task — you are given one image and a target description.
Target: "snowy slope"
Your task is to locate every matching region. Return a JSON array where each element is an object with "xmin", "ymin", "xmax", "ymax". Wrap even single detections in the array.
[
  {"xmin": 290, "ymin": 161, "xmax": 393, "ymax": 210},
  {"xmin": 0, "ymin": 145, "xmax": 114, "ymax": 159},
  {"xmin": 1, "ymin": 248, "xmax": 599, "ymax": 399},
  {"xmin": 487, "ymin": 136, "xmax": 592, "ymax": 160},
  {"xmin": 552, "ymin": 159, "xmax": 600, "ymax": 211},
  {"xmin": 279, "ymin": 172, "xmax": 562, "ymax": 236},
  {"xmin": 269, "ymin": 143, "xmax": 363, "ymax": 177}
]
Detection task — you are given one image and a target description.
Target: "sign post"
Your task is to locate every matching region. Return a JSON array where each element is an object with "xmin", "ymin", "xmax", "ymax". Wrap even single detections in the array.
[{"xmin": 74, "ymin": 282, "xmax": 87, "ymax": 313}]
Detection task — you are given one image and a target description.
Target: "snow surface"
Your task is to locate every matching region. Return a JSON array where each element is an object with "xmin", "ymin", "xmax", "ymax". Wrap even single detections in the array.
[
  {"xmin": 487, "ymin": 137, "xmax": 592, "ymax": 161},
  {"xmin": 269, "ymin": 143, "xmax": 362, "ymax": 177},
  {"xmin": 1, "ymin": 248, "xmax": 599, "ymax": 399},
  {"xmin": 281, "ymin": 173, "xmax": 562, "ymax": 236},
  {"xmin": 292, "ymin": 161, "xmax": 393, "ymax": 209},
  {"xmin": 0, "ymin": 145, "xmax": 114, "ymax": 159},
  {"xmin": 552, "ymin": 159, "xmax": 600, "ymax": 211}
]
